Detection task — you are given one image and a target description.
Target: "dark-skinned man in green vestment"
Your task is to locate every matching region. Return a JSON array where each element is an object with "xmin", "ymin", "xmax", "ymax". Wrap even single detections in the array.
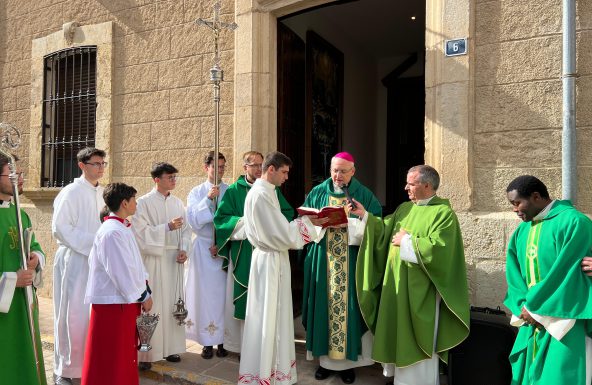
[
  {"xmin": 353, "ymin": 165, "xmax": 470, "ymax": 385},
  {"xmin": 302, "ymin": 152, "xmax": 382, "ymax": 384},
  {"xmin": 214, "ymin": 151, "xmax": 294, "ymax": 354},
  {"xmin": 0, "ymin": 154, "xmax": 47, "ymax": 385},
  {"xmin": 504, "ymin": 175, "xmax": 592, "ymax": 385}
]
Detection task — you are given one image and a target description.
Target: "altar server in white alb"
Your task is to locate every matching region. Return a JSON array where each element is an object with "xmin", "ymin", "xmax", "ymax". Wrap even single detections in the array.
[
  {"xmin": 186, "ymin": 151, "xmax": 229, "ymax": 359},
  {"xmin": 52, "ymin": 147, "xmax": 106, "ymax": 385},
  {"xmin": 82, "ymin": 182, "xmax": 153, "ymax": 385},
  {"xmin": 132, "ymin": 162, "xmax": 191, "ymax": 370},
  {"xmin": 238, "ymin": 151, "xmax": 327, "ymax": 385}
]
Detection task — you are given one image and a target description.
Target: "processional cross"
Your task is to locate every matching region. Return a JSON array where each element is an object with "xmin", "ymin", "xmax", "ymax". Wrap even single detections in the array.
[{"xmin": 196, "ymin": 2, "xmax": 238, "ymax": 193}]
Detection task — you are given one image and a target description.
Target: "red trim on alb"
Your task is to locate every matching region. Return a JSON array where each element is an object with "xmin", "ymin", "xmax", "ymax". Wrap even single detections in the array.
[{"xmin": 104, "ymin": 216, "xmax": 131, "ymax": 227}]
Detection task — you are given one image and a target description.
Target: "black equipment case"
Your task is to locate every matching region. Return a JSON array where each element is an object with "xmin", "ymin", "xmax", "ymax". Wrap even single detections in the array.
[{"xmin": 447, "ymin": 306, "xmax": 517, "ymax": 385}]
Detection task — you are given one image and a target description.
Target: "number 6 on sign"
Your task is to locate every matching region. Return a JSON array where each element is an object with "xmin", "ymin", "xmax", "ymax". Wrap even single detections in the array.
[{"xmin": 445, "ymin": 38, "xmax": 467, "ymax": 57}]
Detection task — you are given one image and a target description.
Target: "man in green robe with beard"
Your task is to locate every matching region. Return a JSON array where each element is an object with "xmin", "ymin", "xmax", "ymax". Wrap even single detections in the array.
[
  {"xmin": 302, "ymin": 152, "xmax": 382, "ymax": 384},
  {"xmin": 504, "ymin": 175, "xmax": 592, "ymax": 385},
  {"xmin": 354, "ymin": 165, "xmax": 469, "ymax": 385},
  {"xmin": 0, "ymin": 154, "xmax": 46, "ymax": 385},
  {"xmin": 214, "ymin": 151, "xmax": 294, "ymax": 353}
]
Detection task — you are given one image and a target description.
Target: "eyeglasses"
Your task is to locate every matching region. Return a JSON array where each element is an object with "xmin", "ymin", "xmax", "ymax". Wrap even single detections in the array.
[
  {"xmin": 330, "ymin": 168, "xmax": 353, "ymax": 175},
  {"xmin": 245, "ymin": 163, "xmax": 262, "ymax": 169},
  {"xmin": 0, "ymin": 172, "xmax": 25, "ymax": 178},
  {"xmin": 84, "ymin": 162, "xmax": 108, "ymax": 168}
]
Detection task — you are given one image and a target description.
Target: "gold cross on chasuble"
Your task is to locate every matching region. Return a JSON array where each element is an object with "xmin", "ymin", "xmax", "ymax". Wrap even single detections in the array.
[{"xmin": 326, "ymin": 195, "xmax": 350, "ymax": 360}]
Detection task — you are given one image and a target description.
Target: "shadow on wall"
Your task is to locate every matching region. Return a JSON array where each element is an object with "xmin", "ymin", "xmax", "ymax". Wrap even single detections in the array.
[{"xmin": 467, "ymin": 260, "xmax": 509, "ymax": 312}]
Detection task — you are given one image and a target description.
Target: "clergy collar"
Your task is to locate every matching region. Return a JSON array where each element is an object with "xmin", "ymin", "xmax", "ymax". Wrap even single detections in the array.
[
  {"xmin": 244, "ymin": 175, "xmax": 255, "ymax": 186},
  {"xmin": 415, "ymin": 195, "xmax": 437, "ymax": 206},
  {"xmin": 533, "ymin": 200, "xmax": 556, "ymax": 222}
]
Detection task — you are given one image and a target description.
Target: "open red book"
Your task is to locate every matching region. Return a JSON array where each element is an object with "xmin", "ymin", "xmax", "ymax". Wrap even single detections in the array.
[{"xmin": 296, "ymin": 206, "xmax": 348, "ymax": 228}]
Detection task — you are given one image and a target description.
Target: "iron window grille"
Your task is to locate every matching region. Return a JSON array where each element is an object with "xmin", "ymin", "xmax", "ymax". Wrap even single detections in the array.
[{"xmin": 42, "ymin": 46, "xmax": 97, "ymax": 187}]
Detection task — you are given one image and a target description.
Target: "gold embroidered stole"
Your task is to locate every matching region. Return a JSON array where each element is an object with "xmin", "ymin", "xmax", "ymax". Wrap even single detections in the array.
[
  {"xmin": 326, "ymin": 195, "xmax": 350, "ymax": 359},
  {"xmin": 525, "ymin": 220, "xmax": 543, "ymax": 358},
  {"xmin": 526, "ymin": 221, "xmax": 543, "ymax": 288}
]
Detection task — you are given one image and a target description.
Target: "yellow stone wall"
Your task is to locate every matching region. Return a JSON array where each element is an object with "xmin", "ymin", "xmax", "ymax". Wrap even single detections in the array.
[
  {"xmin": 0, "ymin": 0, "xmax": 590, "ymax": 307},
  {"xmin": 0, "ymin": 0, "xmax": 236, "ymax": 297}
]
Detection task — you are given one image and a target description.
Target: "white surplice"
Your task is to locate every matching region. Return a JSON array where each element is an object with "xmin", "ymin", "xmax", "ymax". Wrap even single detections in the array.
[
  {"xmin": 185, "ymin": 180, "xmax": 228, "ymax": 346},
  {"xmin": 132, "ymin": 188, "xmax": 191, "ymax": 362},
  {"xmin": 52, "ymin": 177, "xmax": 104, "ymax": 378},
  {"xmin": 85, "ymin": 216, "xmax": 149, "ymax": 304},
  {"xmin": 238, "ymin": 179, "xmax": 318, "ymax": 385}
]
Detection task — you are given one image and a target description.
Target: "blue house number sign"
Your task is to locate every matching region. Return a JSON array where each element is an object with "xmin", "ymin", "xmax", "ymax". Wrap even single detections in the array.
[{"xmin": 445, "ymin": 38, "xmax": 467, "ymax": 57}]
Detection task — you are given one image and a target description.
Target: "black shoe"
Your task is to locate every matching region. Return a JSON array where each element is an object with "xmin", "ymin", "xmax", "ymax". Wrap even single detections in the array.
[
  {"xmin": 385, "ymin": 382, "xmax": 394, "ymax": 385},
  {"xmin": 216, "ymin": 344, "xmax": 228, "ymax": 357},
  {"xmin": 201, "ymin": 345, "xmax": 214, "ymax": 359},
  {"xmin": 166, "ymin": 354, "xmax": 181, "ymax": 362},
  {"xmin": 138, "ymin": 362, "xmax": 152, "ymax": 371},
  {"xmin": 340, "ymin": 369, "xmax": 355, "ymax": 384},
  {"xmin": 315, "ymin": 366, "xmax": 332, "ymax": 380},
  {"xmin": 53, "ymin": 375, "xmax": 73, "ymax": 385}
]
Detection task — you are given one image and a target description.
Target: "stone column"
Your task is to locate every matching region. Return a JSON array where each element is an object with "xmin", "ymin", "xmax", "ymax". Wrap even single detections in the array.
[
  {"xmin": 425, "ymin": 0, "xmax": 473, "ymax": 210},
  {"xmin": 233, "ymin": 0, "xmax": 335, "ymax": 177}
]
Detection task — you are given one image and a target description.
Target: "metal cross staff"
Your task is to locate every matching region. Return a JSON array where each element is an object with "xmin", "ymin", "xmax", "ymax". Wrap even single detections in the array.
[{"xmin": 196, "ymin": 2, "xmax": 238, "ymax": 199}]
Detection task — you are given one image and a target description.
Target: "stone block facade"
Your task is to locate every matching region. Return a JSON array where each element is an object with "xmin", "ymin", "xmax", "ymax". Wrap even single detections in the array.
[{"xmin": 0, "ymin": 0, "xmax": 590, "ymax": 307}]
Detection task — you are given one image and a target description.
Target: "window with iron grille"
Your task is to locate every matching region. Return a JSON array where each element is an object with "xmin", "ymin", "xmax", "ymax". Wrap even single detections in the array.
[{"xmin": 42, "ymin": 46, "xmax": 97, "ymax": 187}]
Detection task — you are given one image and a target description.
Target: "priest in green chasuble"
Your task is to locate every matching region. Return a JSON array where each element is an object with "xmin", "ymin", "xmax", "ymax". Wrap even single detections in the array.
[
  {"xmin": 214, "ymin": 151, "xmax": 294, "ymax": 353},
  {"xmin": 504, "ymin": 175, "xmax": 592, "ymax": 385},
  {"xmin": 354, "ymin": 165, "xmax": 470, "ymax": 385},
  {"xmin": 0, "ymin": 155, "xmax": 47, "ymax": 385},
  {"xmin": 302, "ymin": 152, "xmax": 382, "ymax": 384}
]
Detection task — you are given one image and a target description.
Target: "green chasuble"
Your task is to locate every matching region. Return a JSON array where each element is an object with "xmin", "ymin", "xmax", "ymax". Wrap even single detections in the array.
[
  {"xmin": 0, "ymin": 204, "xmax": 47, "ymax": 385},
  {"xmin": 214, "ymin": 175, "xmax": 294, "ymax": 319},
  {"xmin": 356, "ymin": 197, "xmax": 470, "ymax": 366},
  {"xmin": 504, "ymin": 200, "xmax": 592, "ymax": 385},
  {"xmin": 302, "ymin": 177, "xmax": 382, "ymax": 361}
]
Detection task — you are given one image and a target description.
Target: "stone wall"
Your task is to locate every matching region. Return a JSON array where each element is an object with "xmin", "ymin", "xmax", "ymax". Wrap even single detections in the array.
[
  {"xmin": 473, "ymin": 0, "xmax": 592, "ymax": 213},
  {"xmin": 0, "ymin": 0, "xmax": 590, "ymax": 307},
  {"xmin": 0, "ymin": 0, "xmax": 236, "ymax": 297},
  {"xmin": 468, "ymin": 0, "xmax": 592, "ymax": 307}
]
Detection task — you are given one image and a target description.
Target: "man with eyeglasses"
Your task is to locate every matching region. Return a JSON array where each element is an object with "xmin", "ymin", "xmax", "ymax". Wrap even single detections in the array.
[
  {"xmin": 0, "ymin": 154, "xmax": 47, "ymax": 385},
  {"xmin": 213, "ymin": 151, "xmax": 294, "ymax": 355},
  {"xmin": 301, "ymin": 152, "xmax": 382, "ymax": 384},
  {"xmin": 185, "ymin": 151, "xmax": 229, "ymax": 359},
  {"xmin": 132, "ymin": 162, "xmax": 191, "ymax": 370},
  {"xmin": 52, "ymin": 147, "xmax": 107, "ymax": 384}
]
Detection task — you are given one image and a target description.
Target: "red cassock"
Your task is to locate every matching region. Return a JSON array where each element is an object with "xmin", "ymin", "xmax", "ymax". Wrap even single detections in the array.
[{"xmin": 81, "ymin": 303, "xmax": 141, "ymax": 385}]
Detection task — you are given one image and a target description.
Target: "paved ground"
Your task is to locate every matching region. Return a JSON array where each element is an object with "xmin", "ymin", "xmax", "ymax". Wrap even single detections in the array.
[{"xmin": 38, "ymin": 296, "xmax": 390, "ymax": 385}]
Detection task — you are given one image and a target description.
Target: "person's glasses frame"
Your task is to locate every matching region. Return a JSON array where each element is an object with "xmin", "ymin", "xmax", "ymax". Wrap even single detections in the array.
[
  {"xmin": 84, "ymin": 161, "xmax": 108, "ymax": 168},
  {"xmin": 330, "ymin": 167, "xmax": 353, "ymax": 175}
]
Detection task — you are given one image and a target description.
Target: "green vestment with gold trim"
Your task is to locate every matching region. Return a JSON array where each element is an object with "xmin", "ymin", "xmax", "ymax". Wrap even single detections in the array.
[
  {"xmin": 356, "ymin": 197, "xmax": 470, "ymax": 366},
  {"xmin": 302, "ymin": 177, "xmax": 382, "ymax": 361},
  {"xmin": 214, "ymin": 175, "xmax": 294, "ymax": 319},
  {"xmin": 504, "ymin": 200, "xmax": 592, "ymax": 385},
  {"xmin": 0, "ymin": 204, "xmax": 46, "ymax": 385}
]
